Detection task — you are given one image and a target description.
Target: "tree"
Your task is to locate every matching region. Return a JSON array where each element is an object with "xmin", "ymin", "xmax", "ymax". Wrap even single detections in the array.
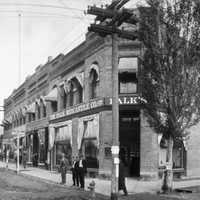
[{"xmin": 138, "ymin": 0, "xmax": 200, "ymax": 193}]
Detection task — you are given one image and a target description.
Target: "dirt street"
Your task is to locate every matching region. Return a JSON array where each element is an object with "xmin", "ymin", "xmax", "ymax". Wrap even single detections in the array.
[
  {"xmin": 0, "ymin": 168, "xmax": 105, "ymax": 200},
  {"xmin": 0, "ymin": 168, "xmax": 200, "ymax": 200}
]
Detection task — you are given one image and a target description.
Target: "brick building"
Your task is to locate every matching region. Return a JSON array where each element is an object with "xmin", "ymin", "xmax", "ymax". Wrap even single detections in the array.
[{"xmin": 2, "ymin": 30, "xmax": 200, "ymax": 179}]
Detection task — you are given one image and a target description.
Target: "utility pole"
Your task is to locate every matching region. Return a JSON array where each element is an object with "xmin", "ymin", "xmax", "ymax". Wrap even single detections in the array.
[
  {"xmin": 87, "ymin": 1, "xmax": 138, "ymax": 199},
  {"xmin": 17, "ymin": 131, "xmax": 20, "ymax": 174},
  {"xmin": 17, "ymin": 13, "xmax": 22, "ymax": 174}
]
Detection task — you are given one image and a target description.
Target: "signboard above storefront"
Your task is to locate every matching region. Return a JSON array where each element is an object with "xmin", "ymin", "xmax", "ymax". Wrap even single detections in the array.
[
  {"xmin": 50, "ymin": 98, "xmax": 104, "ymax": 121},
  {"xmin": 50, "ymin": 96, "xmax": 146, "ymax": 121},
  {"xmin": 105, "ymin": 96, "xmax": 147, "ymax": 105}
]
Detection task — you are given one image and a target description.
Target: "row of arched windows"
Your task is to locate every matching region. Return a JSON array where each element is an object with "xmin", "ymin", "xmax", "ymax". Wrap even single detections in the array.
[
  {"xmin": 4, "ymin": 64, "xmax": 100, "ymax": 128},
  {"xmin": 4, "ymin": 98, "xmax": 47, "ymax": 129},
  {"xmin": 49, "ymin": 65, "xmax": 99, "ymax": 113}
]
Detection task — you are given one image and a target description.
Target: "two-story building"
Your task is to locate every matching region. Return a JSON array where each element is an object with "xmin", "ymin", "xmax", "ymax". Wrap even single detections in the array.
[{"xmin": 2, "ymin": 28, "xmax": 200, "ymax": 180}]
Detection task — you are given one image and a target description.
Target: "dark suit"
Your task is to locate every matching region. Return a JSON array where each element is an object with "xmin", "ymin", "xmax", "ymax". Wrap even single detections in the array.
[
  {"xmin": 74, "ymin": 161, "xmax": 80, "ymax": 186},
  {"xmin": 78, "ymin": 159, "xmax": 87, "ymax": 189}
]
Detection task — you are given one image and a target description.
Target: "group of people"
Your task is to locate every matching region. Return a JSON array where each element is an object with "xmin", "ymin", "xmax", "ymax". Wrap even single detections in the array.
[
  {"xmin": 60, "ymin": 153, "xmax": 128, "ymax": 196},
  {"xmin": 60, "ymin": 153, "xmax": 87, "ymax": 189}
]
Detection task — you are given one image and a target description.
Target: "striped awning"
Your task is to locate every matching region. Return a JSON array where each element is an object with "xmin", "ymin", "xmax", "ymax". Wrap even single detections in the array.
[
  {"xmin": 44, "ymin": 88, "xmax": 58, "ymax": 102},
  {"xmin": 26, "ymin": 102, "xmax": 36, "ymax": 113},
  {"xmin": 118, "ymin": 57, "xmax": 138, "ymax": 72}
]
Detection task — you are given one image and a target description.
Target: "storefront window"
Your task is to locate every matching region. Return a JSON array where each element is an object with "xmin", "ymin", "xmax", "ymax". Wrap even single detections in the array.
[
  {"xmin": 38, "ymin": 129, "xmax": 46, "ymax": 163},
  {"xmin": 56, "ymin": 142, "xmax": 72, "ymax": 165},
  {"xmin": 83, "ymin": 139, "xmax": 99, "ymax": 168},
  {"xmin": 159, "ymin": 139, "xmax": 184, "ymax": 169},
  {"xmin": 173, "ymin": 141, "xmax": 184, "ymax": 169},
  {"xmin": 54, "ymin": 124, "xmax": 72, "ymax": 165}
]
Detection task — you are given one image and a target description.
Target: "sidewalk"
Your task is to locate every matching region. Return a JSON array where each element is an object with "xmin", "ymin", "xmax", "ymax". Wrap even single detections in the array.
[{"xmin": 1, "ymin": 161, "xmax": 200, "ymax": 196}]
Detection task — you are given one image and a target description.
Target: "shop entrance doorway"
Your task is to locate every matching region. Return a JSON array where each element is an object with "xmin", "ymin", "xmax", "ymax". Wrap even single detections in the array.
[
  {"xmin": 32, "ymin": 132, "xmax": 39, "ymax": 166},
  {"xmin": 119, "ymin": 110, "xmax": 140, "ymax": 177}
]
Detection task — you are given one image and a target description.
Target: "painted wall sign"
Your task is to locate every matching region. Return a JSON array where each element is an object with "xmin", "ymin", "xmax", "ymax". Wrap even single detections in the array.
[{"xmin": 50, "ymin": 98, "xmax": 104, "ymax": 121}]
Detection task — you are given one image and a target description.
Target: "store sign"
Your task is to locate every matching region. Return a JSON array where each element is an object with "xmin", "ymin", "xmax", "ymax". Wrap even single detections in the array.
[
  {"xmin": 50, "ymin": 98, "xmax": 104, "ymax": 120},
  {"xmin": 107, "ymin": 96, "xmax": 147, "ymax": 105}
]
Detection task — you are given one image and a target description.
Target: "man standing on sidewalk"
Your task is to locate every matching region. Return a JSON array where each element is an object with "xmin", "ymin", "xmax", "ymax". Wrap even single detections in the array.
[
  {"xmin": 78, "ymin": 154, "xmax": 87, "ymax": 189},
  {"xmin": 71, "ymin": 156, "xmax": 76, "ymax": 186},
  {"xmin": 60, "ymin": 153, "xmax": 69, "ymax": 185}
]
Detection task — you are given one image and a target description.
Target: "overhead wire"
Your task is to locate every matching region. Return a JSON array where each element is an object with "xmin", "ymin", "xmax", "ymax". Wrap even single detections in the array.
[
  {"xmin": 47, "ymin": 0, "xmax": 92, "ymax": 56},
  {"xmin": 0, "ymin": 1, "xmax": 95, "ymax": 68},
  {"xmin": 0, "ymin": 10, "xmax": 94, "ymax": 20},
  {"xmin": 0, "ymin": 3, "xmax": 84, "ymax": 12},
  {"xmin": 61, "ymin": 32, "xmax": 86, "ymax": 54}
]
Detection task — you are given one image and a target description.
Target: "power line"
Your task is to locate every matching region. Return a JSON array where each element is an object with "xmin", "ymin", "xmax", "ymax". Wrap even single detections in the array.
[
  {"xmin": 51, "ymin": 23, "xmax": 86, "ymax": 55},
  {"xmin": 0, "ymin": 3, "xmax": 84, "ymax": 12},
  {"xmin": 0, "ymin": 9, "xmax": 94, "ymax": 20},
  {"xmin": 48, "ymin": 0, "xmax": 91, "ymax": 54}
]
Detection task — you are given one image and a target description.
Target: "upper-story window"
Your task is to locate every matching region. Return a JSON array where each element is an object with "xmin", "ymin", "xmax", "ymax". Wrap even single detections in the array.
[
  {"xmin": 36, "ymin": 102, "xmax": 41, "ymax": 119},
  {"xmin": 118, "ymin": 57, "xmax": 138, "ymax": 94},
  {"xmin": 69, "ymin": 78, "xmax": 83, "ymax": 106},
  {"xmin": 44, "ymin": 86, "xmax": 58, "ymax": 113},
  {"xmin": 40, "ymin": 99, "xmax": 46, "ymax": 118},
  {"xmin": 89, "ymin": 65, "xmax": 99, "ymax": 99},
  {"xmin": 26, "ymin": 102, "xmax": 36, "ymax": 122},
  {"xmin": 59, "ymin": 85, "xmax": 67, "ymax": 110}
]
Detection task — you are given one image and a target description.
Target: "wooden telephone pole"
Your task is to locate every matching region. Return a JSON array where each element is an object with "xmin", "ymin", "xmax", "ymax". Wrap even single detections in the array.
[{"xmin": 87, "ymin": 1, "xmax": 138, "ymax": 199}]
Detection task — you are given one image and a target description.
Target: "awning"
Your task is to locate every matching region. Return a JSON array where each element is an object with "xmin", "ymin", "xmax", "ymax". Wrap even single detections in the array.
[
  {"xmin": 22, "ymin": 106, "xmax": 27, "ymax": 116},
  {"xmin": 2, "ymin": 119, "xmax": 10, "ymax": 126},
  {"xmin": 118, "ymin": 57, "xmax": 138, "ymax": 72},
  {"xmin": 40, "ymin": 96, "xmax": 47, "ymax": 105},
  {"xmin": 76, "ymin": 72, "xmax": 84, "ymax": 87},
  {"xmin": 44, "ymin": 88, "xmax": 58, "ymax": 102},
  {"xmin": 78, "ymin": 114, "xmax": 99, "ymax": 150},
  {"xmin": 26, "ymin": 102, "xmax": 36, "ymax": 113}
]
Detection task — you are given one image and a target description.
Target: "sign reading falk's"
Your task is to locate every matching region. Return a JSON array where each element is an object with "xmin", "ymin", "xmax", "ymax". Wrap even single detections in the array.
[{"xmin": 105, "ymin": 96, "xmax": 147, "ymax": 105}]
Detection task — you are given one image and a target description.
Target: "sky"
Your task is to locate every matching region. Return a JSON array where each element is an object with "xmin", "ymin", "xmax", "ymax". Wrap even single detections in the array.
[{"xmin": 0, "ymin": 0, "xmax": 144, "ymax": 122}]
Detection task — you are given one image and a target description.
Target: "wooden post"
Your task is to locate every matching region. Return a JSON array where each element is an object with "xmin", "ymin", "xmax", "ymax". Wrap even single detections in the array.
[{"xmin": 111, "ymin": 31, "xmax": 119, "ymax": 200}]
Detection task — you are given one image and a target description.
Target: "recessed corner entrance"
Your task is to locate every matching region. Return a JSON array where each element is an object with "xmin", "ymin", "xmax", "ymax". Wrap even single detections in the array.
[{"xmin": 119, "ymin": 110, "xmax": 140, "ymax": 177}]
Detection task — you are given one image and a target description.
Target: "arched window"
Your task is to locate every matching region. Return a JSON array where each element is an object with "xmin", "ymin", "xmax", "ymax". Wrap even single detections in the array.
[
  {"xmin": 36, "ymin": 102, "xmax": 41, "ymax": 120},
  {"xmin": 69, "ymin": 78, "xmax": 83, "ymax": 106},
  {"xmin": 89, "ymin": 68, "xmax": 99, "ymax": 99},
  {"xmin": 40, "ymin": 99, "xmax": 46, "ymax": 118},
  {"xmin": 59, "ymin": 85, "xmax": 67, "ymax": 109},
  {"xmin": 50, "ymin": 86, "xmax": 58, "ymax": 113}
]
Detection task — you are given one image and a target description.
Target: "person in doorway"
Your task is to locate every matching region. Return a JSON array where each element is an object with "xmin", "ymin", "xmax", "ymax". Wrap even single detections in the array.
[
  {"xmin": 119, "ymin": 157, "xmax": 128, "ymax": 196},
  {"xmin": 78, "ymin": 154, "xmax": 87, "ymax": 189},
  {"xmin": 60, "ymin": 153, "xmax": 69, "ymax": 184}
]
